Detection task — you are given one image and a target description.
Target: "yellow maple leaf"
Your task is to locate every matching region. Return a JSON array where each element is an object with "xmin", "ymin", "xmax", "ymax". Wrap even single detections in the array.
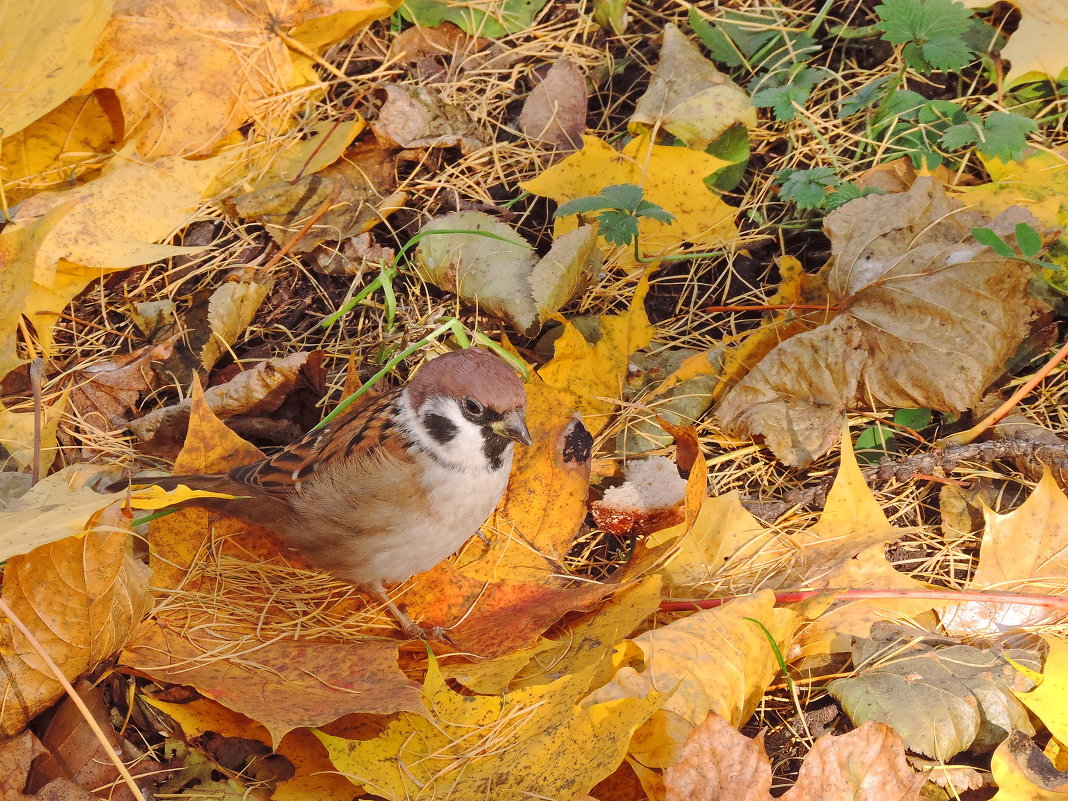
[
  {"xmin": 963, "ymin": 0, "xmax": 1068, "ymax": 85},
  {"xmin": 315, "ymin": 661, "xmax": 661, "ymax": 801},
  {"xmin": 1015, "ymin": 636, "xmax": 1068, "ymax": 746},
  {"xmin": 520, "ymin": 134, "xmax": 738, "ymax": 260},
  {"xmin": 583, "ymin": 590, "xmax": 797, "ymax": 769}
]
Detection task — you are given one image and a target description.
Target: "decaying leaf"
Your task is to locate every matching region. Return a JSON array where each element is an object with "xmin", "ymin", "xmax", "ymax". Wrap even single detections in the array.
[
  {"xmin": 229, "ymin": 140, "xmax": 402, "ymax": 253},
  {"xmin": 66, "ymin": 338, "xmax": 176, "ymax": 432},
  {"xmin": 522, "ymin": 134, "xmax": 738, "ymax": 260},
  {"xmin": 520, "ymin": 59, "xmax": 588, "ymax": 150},
  {"xmin": 371, "ymin": 84, "xmax": 485, "ymax": 153},
  {"xmin": 414, "ymin": 211, "xmax": 601, "ymax": 334},
  {"xmin": 1015, "ymin": 635, "xmax": 1068, "ymax": 747},
  {"xmin": 631, "ymin": 23, "xmax": 756, "ymax": 150},
  {"xmin": 828, "ymin": 626, "xmax": 1039, "ymax": 760},
  {"xmin": 989, "ymin": 730, "xmax": 1068, "ymax": 799},
  {"xmin": 664, "ymin": 713, "xmax": 771, "ymax": 801},
  {"xmin": 0, "ymin": 501, "xmax": 150, "ymax": 735},
  {"xmin": 718, "ymin": 178, "xmax": 1048, "ymax": 466}
]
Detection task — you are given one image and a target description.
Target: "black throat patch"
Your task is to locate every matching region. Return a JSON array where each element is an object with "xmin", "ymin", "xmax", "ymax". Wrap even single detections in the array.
[
  {"xmin": 481, "ymin": 429, "xmax": 511, "ymax": 472},
  {"xmin": 423, "ymin": 412, "xmax": 458, "ymax": 445}
]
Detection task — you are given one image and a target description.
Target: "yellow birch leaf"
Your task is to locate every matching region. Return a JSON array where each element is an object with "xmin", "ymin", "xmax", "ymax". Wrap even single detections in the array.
[
  {"xmin": 0, "ymin": 0, "xmax": 112, "ymax": 137},
  {"xmin": 583, "ymin": 590, "xmax": 798, "ymax": 769},
  {"xmin": 521, "ymin": 135, "xmax": 738, "ymax": 259},
  {"xmin": 315, "ymin": 661, "xmax": 661, "ymax": 801}
]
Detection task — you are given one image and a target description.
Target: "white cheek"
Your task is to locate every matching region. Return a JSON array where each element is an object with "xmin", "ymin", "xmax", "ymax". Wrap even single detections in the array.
[{"xmin": 408, "ymin": 397, "xmax": 495, "ymax": 472}]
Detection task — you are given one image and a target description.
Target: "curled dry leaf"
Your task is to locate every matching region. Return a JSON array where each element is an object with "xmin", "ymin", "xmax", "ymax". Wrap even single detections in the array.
[
  {"xmin": 718, "ymin": 178, "xmax": 1049, "ymax": 466},
  {"xmin": 631, "ymin": 23, "xmax": 756, "ymax": 150},
  {"xmin": 0, "ymin": 501, "xmax": 150, "ymax": 735},
  {"xmin": 414, "ymin": 211, "xmax": 601, "ymax": 334},
  {"xmin": 129, "ymin": 351, "xmax": 324, "ymax": 456},
  {"xmin": 371, "ymin": 84, "xmax": 485, "ymax": 153},
  {"xmin": 519, "ymin": 59, "xmax": 588, "ymax": 150},
  {"xmin": 66, "ymin": 337, "xmax": 176, "ymax": 432}
]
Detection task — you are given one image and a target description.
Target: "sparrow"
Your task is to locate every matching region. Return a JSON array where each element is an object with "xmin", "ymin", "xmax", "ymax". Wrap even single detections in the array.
[{"xmin": 125, "ymin": 348, "xmax": 531, "ymax": 639}]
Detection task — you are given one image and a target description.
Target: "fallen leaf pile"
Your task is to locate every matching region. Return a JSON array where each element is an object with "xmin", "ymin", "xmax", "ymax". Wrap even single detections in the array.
[{"xmin": 5, "ymin": 1, "xmax": 1068, "ymax": 799}]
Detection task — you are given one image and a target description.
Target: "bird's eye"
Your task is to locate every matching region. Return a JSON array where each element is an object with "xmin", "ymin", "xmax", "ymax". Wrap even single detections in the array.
[{"xmin": 461, "ymin": 397, "xmax": 484, "ymax": 418}]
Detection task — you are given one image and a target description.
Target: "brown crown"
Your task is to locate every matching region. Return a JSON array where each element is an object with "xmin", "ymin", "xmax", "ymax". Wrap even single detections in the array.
[{"xmin": 406, "ymin": 349, "xmax": 527, "ymax": 412}]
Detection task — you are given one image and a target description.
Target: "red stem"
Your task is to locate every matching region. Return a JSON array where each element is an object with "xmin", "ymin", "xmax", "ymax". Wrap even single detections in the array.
[{"xmin": 658, "ymin": 588, "xmax": 1068, "ymax": 613}]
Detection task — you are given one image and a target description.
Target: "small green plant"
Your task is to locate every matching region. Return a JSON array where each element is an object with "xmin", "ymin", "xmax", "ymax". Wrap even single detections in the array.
[
  {"xmin": 775, "ymin": 167, "xmax": 885, "ymax": 212},
  {"xmin": 554, "ymin": 184, "xmax": 675, "ymax": 248},
  {"xmin": 971, "ymin": 222, "xmax": 1068, "ymax": 294},
  {"xmin": 856, "ymin": 408, "xmax": 933, "ymax": 464},
  {"xmin": 875, "ymin": 0, "xmax": 975, "ymax": 72}
]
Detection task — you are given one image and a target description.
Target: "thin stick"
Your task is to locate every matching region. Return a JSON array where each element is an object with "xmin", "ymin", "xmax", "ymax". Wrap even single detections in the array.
[
  {"xmin": 658, "ymin": 587, "xmax": 1068, "ymax": 613},
  {"xmin": 0, "ymin": 596, "xmax": 147, "ymax": 801},
  {"xmin": 261, "ymin": 181, "xmax": 344, "ymax": 272}
]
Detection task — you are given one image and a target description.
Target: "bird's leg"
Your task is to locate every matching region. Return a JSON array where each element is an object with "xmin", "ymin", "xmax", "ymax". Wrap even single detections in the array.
[{"xmin": 365, "ymin": 581, "xmax": 453, "ymax": 643}]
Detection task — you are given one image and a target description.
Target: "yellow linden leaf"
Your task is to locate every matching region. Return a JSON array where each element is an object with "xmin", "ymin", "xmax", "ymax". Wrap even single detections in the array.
[
  {"xmin": 521, "ymin": 134, "xmax": 738, "ymax": 259},
  {"xmin": 1016, "ymin": 636, "xmax": 1068, "ymax": 745},
  {"xmin": 583, "ymin": 590, "xmax": 798, "ymax": 769},
  {"xmin": 0, "ymin": 0, "xmax": 112, "ymax": 137},
  {"xmin": 963, "ymin": 0, "xmax": 1068, "ymax": 85},
  {"xmin": 315, "ymin": 661, "xmax": 661, "ymax": 801},
  {"xmin": 951, "ymin": 148, "xmax": 1068, "ymax": 231}
]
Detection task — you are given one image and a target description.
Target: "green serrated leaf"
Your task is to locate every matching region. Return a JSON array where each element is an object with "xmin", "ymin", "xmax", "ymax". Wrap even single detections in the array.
[
  {"xmin": 753, "ymin": 84, "xmax": 812, "ymax": 121},
  {"xmin": 977, "ymin": 111, "xmax": 1037, "ymax": 161},
  {"xmin": 689, "ymin": 8, "xmax": 744, "ymax": 67},
  {"xmin": 399, "ymin": 0, "xmax": 550, "ymax": 37},
  {"xmin": 596, "ymin": 210, "xmax": 641, "ymax": 247},
  {"xmin": 972, "ymin": 226, "xmax": 1015, "ymax": 257},
  {"xmin": 824, "ymin": 183, "xmax": 885, "ymax": 212},
  {"xmin": 1015, "ymin": 222, "xmax": 1043, "ymax": 257},
  {"xmin": 554, "ymin": 196, "xmax": 618, "ymax": 218},
  {"xmin": 876, "ymin": 0, "xmax": 975, "ymax": 72},
  {"xmin": 598, "ymin": 184, "xmax": 645, "ymax": 212},
  {"xmin": 939, "ymin": 123, "xmax": 980, "ymax": 151},
  {"xmin": 634, "ymin": 200, "xmax": 676, "ymax": 224},
  {"xmin": 838, "ymin": 77, "xmax": 891, "ymax": 117},
  {"xmin": 776, "ymin": 167, "xmax": 838, "ymax": 210}
]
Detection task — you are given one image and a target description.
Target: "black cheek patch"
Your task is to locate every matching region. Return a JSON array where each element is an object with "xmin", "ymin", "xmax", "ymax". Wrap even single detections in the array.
[
  {"xmin": 482, "ymin": 430, "xmax": 510, "ymax": 472},
  {"xmin": 424, "ymin": 412, "xmax": 458, "ymax": 444}
]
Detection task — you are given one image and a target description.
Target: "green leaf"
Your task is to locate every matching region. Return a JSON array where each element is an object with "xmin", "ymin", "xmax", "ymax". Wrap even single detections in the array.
[
  {"xmin": 598, "ymin": 184, "xmax": 645, "ymax": 212},
  {"xmin": 704, "ymin": 122, "xmax": 751, "ymax": 191},
  {"xmin": 596, "ymin": 210, "xmax": 641, "ymax": 247},
  {"xmin": 838, "ymin": 77, "xmax": 891, "ymax": 117},
  {"xmin": 977, "ymin": 111, "xmax": 1037, "ymax": 161},
  {"xmin": 554, "ymin": 196, "xmax": 618, "ymax": 217},
  {"xmin": 689, "ymin": 8, "xmax": 744, "ymax": 67},
  {"xmin": 856, "ymin": 423, "xmax": 893, "ymax": 451},
  {"xmin": 1015, "ymin": 222, "xmax": 1043, "ymax": 258},
  {"xmin": 939, "ymin": 123, "xmax": 980, "ymax": 151},
  {"xmin": 634, "ymin": 202, "xmax": 675, "ymax": 225},
  {"xmin": 876, "ymin": 0, "xmax": 975, "ymax": 72},
  {"xmin": 972, "ymin": 226, "xmax": 1015, "ymax": 257},
  {"xmin": 776, "ymin": 167, "xmax": 837, "ymax": 210},
  {"xmin": 753, "ymin": 83, "xmax": 813, "ymax": 121},
  {"xmin": 874, "ymin": 89, "xmax": 928, "ymax": 129},
  {"xmin": 824, "ymin": 183, "xmax": 885, "ymax": 211},
  {"xmin": 894, "ymin": 408, "xmax": 932, "ymax": 431},
  {"xmin": 399, "ymin": 0, "xmax": 549, "ymax": 37}
]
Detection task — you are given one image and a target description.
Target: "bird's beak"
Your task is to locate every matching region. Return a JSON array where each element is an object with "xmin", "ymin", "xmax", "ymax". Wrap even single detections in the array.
[{"xmin": 493, "ymin": 409, "xmax": 532, "ymax": 446}]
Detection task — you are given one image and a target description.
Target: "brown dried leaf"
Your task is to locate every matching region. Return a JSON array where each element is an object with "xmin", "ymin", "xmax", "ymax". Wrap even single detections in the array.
[
  {"xmin": 718, "ymin": 178, "xmax": 1047, "ymax": 466},
  {"xmin": 67, "ymin": 338, "xmax": 175, "ymax": 431},
  {"xmin": 519, "ymin": 59, "xmax": 588, "ymax": 150},
  {"xmin": 129, "ymin": 352, "xmax": 323, "ymax": 456},
  {"xmin": 781, "ymin": 722, "xmax": 925, "ymax": 801},
  {"xmin": 0, "ymin": 503, "xmax": 151, "ymax": 735},
  {"xmin": 371, "ymin": 84, "xmax": 485, "ymax": 153},
  {"xmin": 229, "ymin": 140, "xmax": 401, "ymax": 253},
  {"xmin": 665, "ymin": 714, "xmax": 772, "ymax": 801},
  {"xmin": 123, "ymin": 618, "xmax": 423, "ymax": 747}
]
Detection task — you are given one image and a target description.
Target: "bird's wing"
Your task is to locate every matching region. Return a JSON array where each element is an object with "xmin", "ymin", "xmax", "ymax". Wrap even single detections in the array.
[{"xmin": 227, "ymin": 387, "xmax": 410, "ymax": 497}]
